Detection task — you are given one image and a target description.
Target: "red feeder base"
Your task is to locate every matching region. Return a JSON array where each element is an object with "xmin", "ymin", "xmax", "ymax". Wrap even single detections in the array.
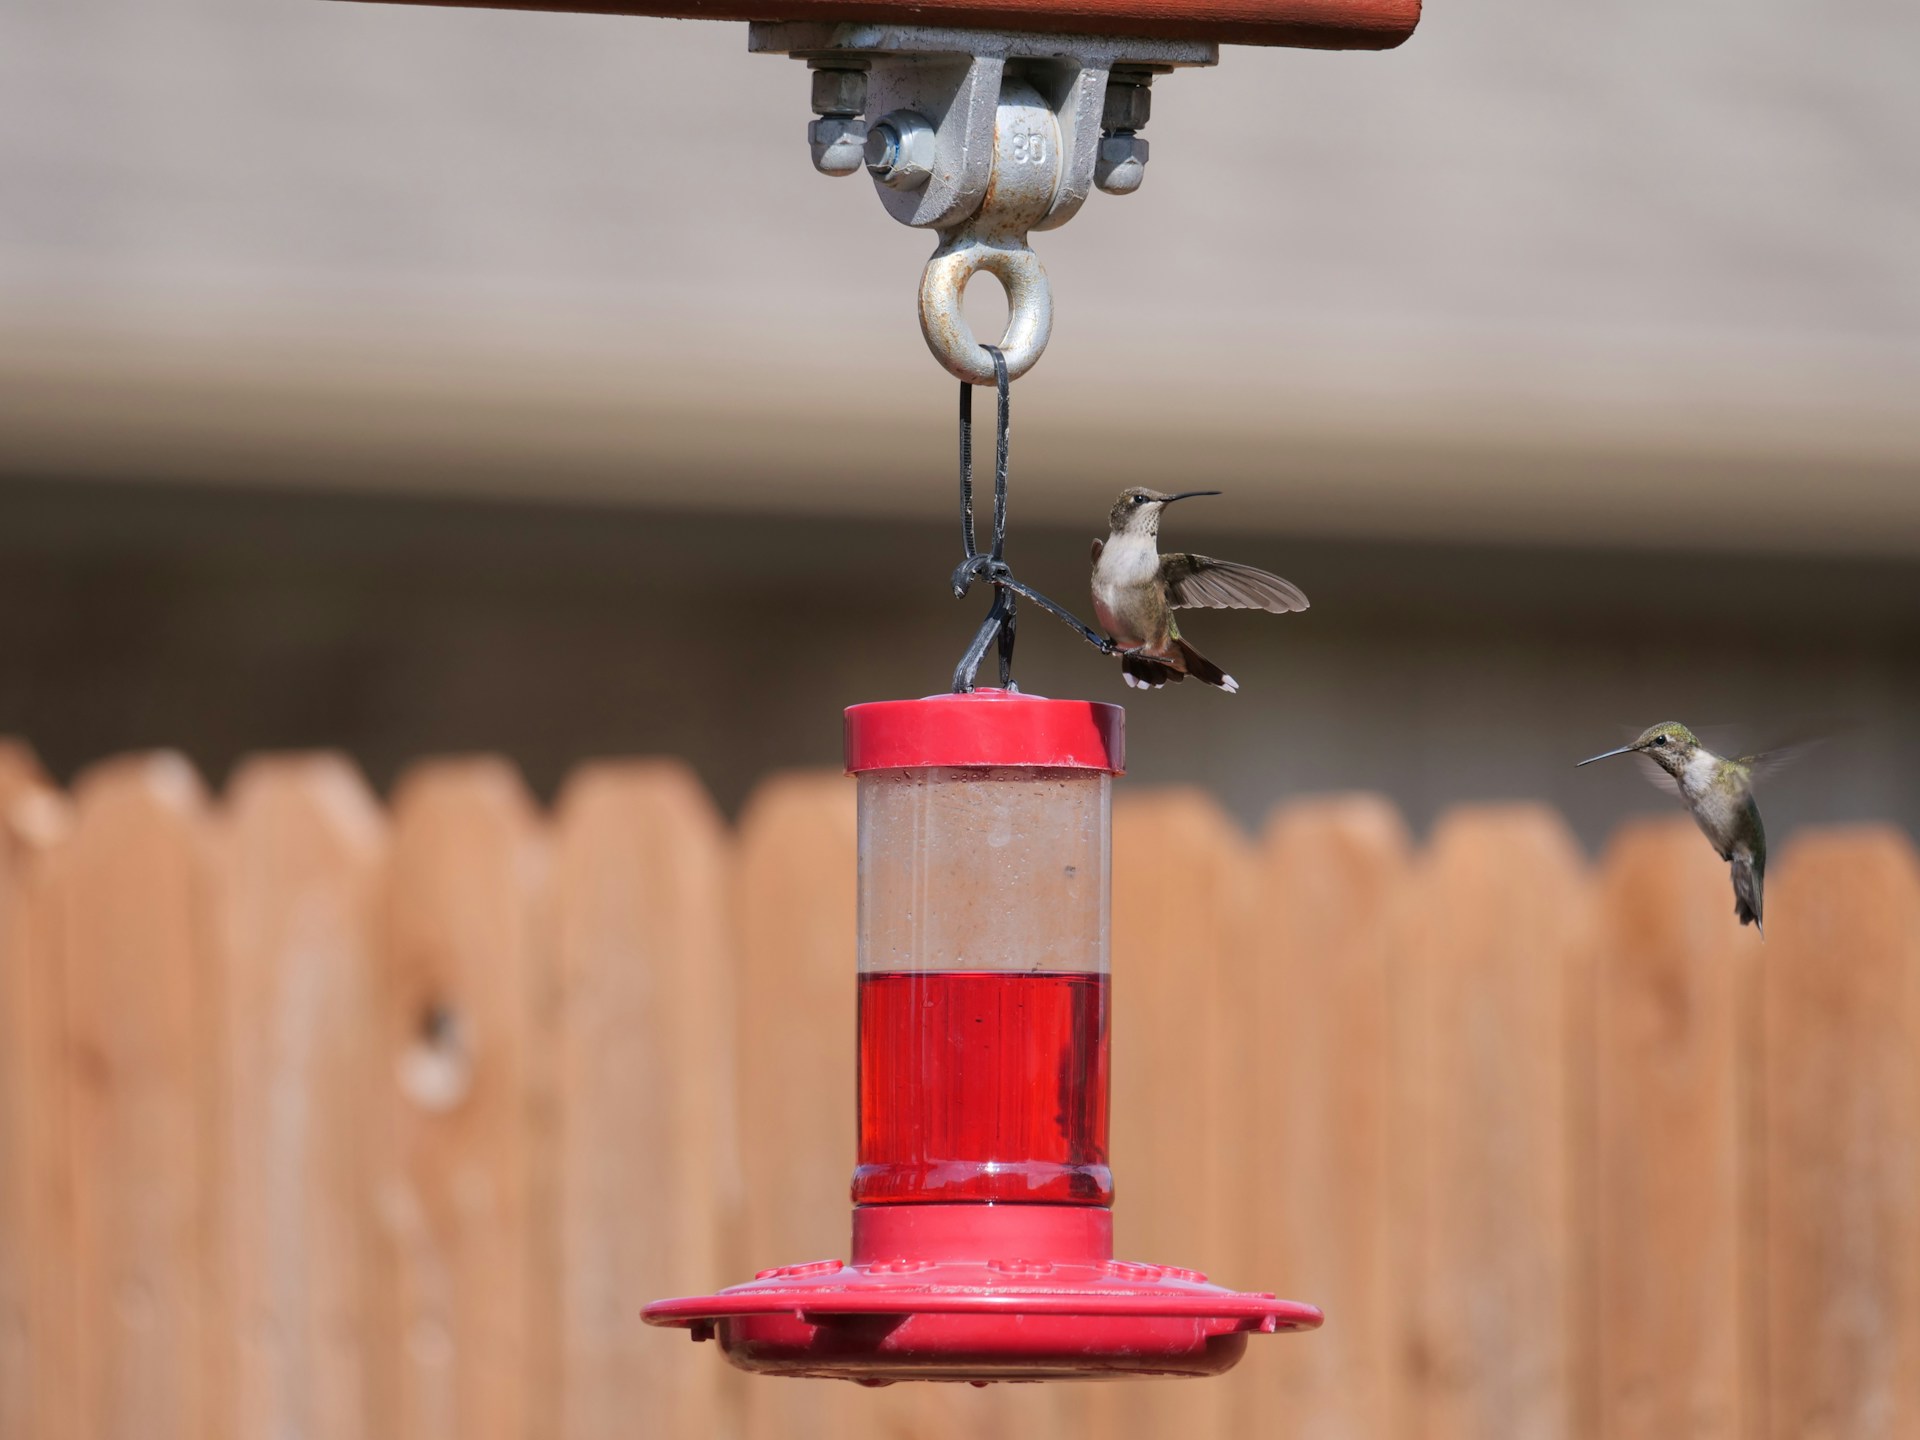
[{"xmin": 643, "ymin": 1204, "xmax": 1319, "ymax": 1383}]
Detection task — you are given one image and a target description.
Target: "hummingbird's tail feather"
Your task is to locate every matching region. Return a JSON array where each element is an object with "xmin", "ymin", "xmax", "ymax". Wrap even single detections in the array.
[
  {"xmin": 1173, "ymin": 639, "xmax": 1239, "ymax": 695},
  {"xmin": 1730, "ymin": 851, "xmax": 1764, "ymax": 933},
  {"xmin": 1121, "ymin": 652, "xmax": 1181, "ymax": 689}
]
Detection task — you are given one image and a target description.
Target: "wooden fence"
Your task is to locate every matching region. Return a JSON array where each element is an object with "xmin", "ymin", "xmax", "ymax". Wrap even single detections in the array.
[{"xmin": 3, "ymin": 737, "xmax": 1919, "ymax": 1440}]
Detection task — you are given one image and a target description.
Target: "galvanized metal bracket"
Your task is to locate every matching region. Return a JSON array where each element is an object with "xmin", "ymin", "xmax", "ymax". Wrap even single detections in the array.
[{"xmin": 750, "ymin": 22, "xmax": 1217, "ymax": 384}]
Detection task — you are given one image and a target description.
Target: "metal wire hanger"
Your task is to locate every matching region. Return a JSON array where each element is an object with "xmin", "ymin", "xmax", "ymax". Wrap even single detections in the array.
[{"xmin": 950, "ymin": 347, "xmax": 1115, "ymax": 693}]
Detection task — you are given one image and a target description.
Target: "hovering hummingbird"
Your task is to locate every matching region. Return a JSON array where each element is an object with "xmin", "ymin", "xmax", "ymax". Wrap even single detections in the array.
[
  {"xmin": 1090, "ymin": 488, "xmax": 1308, "ymax": 692},
  {"xmin": 1578, "ymin": 721, "xmax": 1774, "ymax": 935}
]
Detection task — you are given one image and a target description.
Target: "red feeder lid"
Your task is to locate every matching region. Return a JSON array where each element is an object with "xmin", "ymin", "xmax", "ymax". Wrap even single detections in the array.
[
  {"xmin": 845, "ymin": 689, "xmax": 1124, "ymax": 775},
  {"xmin": 642, "ymin": 1204, "xmax": 1319, "ymax": 1382}
]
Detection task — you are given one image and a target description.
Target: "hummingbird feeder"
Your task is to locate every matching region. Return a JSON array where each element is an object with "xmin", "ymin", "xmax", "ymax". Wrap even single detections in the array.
[
  {"xmin": 351, "ymin": 0, "xmax": 1416, "ymax": 1389},
  {"xmin": 642, "ymin": 688, "xmax": 1321, "ymax": 1380}
]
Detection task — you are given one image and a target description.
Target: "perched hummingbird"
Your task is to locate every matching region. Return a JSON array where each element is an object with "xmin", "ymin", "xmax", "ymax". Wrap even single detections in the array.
[
  {"xmin": 1090, "ymin": 487, "xmax": 1308, "ymax": 693},
  {"xmin": 1578, "ymin": 721, "xmax": 1771, "ymax": 935}
]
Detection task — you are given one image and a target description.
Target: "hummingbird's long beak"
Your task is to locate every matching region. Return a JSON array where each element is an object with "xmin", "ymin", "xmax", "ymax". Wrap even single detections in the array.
[
  {"xmin": 1161, "ymin": 490, "xmax": 1222, "ymax": 505},
  {"xmin": 1577, "ymin": 744, "xmax": 1639, "ymax": 767}
]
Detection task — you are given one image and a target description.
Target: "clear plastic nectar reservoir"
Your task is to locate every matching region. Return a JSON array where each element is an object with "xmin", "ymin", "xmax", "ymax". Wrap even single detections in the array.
[{"xmin": 855, "ymin": 766, "xmax": 1112, "ymax": 1203}]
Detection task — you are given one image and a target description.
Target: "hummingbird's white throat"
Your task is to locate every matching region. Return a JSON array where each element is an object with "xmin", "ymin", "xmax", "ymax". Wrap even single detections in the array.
[{"xmin": 1680, "ymin": 747, "xmax": 1721, "ymax": 801}]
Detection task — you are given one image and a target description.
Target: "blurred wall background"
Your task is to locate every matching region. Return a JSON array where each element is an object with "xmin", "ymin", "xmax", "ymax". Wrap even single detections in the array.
[{"xmin": 2, "ymin": 0, "xmax": 1917, "ymax": 841}]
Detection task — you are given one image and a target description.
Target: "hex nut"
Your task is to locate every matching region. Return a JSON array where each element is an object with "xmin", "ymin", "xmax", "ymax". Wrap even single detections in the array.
[
  {"xmin": 865, "ymin": 110, "xmax": 937, "ymax": 191},
  {"xmin": 809, "ymin": 66, "xmax": 868, "ymax": 118},
  {"xmin": 808, "ymin": 116, "xmax": 868, "ymax": 177},
  {"xmin": 1093, "ymin": 133, "xmax": 1149, "ymax": 195},
  {"xmin": 1101, "ymin": 79, "xmax": 1152, "ymax": 135}
]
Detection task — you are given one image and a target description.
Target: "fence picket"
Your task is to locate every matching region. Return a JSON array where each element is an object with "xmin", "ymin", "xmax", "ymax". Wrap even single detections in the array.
[
  {"xmin": 1759, "ymin": 827, "xmax": 1920, "ymax": 1440},
  {"xmin": 553, "ymin": 761, "xmax": 731, "ymax": 1440},
  {"xmin": 1088, "ymin": 789, "xmax": 1259, "ymax": 1440},
  {"xmin": 378, "ymin": 760, "xmax": 555, "ymax": 1440},
  {"xmin": 1245, "ymin": 795, "xmax": 1412, "ymax": 1440},
  {"xmin": 59, "ymin": 755, "xmax": 216, "ymax": 1440},
  {"xmin": 217, "ymin": 755, "xmax": 386, "ymax": 1440},
  {"xmin": 1592, "ymin": 817, "xmax": 1747, "ymax": 1440},
  {"xmin": 730, "ymin": 773, "xmax": 854, "ymax": 1281},
  {"xmin": 729, "ymin": 772, "xmax": 868, "ymax": 1440},
  {"xmin": 1395, "ymin": 805, "xmax": 1593, "ymax": 1440},
  {"xmin": 0, "ymin": 740, "xmax": 42, "ymax": 800},
  {"xmin": 0, "ymin": 754, "xmax": 74, "ymax": 1440}
]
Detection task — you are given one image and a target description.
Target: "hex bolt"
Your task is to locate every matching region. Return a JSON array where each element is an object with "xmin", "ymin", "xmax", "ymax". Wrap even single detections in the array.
[
  {"xmin": 810, "ymin": 64, "xmax": 868, "ymax": 117},
  {"xmin": 807, "ymin": 63, "xmax": 869, "ymax": 178},
  {"xmin": 1095, "ymin": 69, "xmax": 1154, "ymax": 196},
  {"xmin": 1100, "ymin": 71, "xmax": 1153, "ymax": 134},
  {"xmin": 865, "ymin": 110, "xmax": 937, "ymax": 191}
]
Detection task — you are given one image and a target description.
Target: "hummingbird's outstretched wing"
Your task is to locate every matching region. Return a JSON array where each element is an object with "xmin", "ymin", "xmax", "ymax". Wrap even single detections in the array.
[{"xmin": 1160, "ymin": 555, "xmax": 1309, "ymax": 613}]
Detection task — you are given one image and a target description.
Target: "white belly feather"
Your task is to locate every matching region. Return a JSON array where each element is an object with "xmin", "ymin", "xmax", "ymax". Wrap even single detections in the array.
[{"xmin": 1091, "ymin": 533, "xmax": 1161, "ymax": 643}]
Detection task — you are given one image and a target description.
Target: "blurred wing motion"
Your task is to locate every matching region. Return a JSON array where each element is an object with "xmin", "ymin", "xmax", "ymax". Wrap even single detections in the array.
[
  {"xmin": 1633, "ymin": 755, "xmax": 1683, "ymax": 799},
  {"xmin": 1736, "ymin": 735, "xmax": 1830, "ymax": 784},
  {"xmin": 1160, "ymin": 554, "xmax": 1309, "ymax": 613}
]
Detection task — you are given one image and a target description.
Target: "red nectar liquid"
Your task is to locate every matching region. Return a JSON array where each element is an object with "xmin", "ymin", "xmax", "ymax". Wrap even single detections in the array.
[{"xmin": 855, "ymin": 969, "xmax": 1112, "ymax": 1206}]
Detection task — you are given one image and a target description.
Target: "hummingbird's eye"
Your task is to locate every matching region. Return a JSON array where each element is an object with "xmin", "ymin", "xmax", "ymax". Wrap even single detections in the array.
[
  {"xmin": 1653, "ymin": 736, "xmax": 1667, "ymax": 746},
  {"xmin": 1131, "ymin": 495, "xmax": 1147, "ymax": 506}
]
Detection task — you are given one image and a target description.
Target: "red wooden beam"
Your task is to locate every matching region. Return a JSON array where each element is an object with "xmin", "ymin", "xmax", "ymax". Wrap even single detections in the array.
[{"xmin": 343, "ymin": 0, "xmax": 1420, "ymax": 51}]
